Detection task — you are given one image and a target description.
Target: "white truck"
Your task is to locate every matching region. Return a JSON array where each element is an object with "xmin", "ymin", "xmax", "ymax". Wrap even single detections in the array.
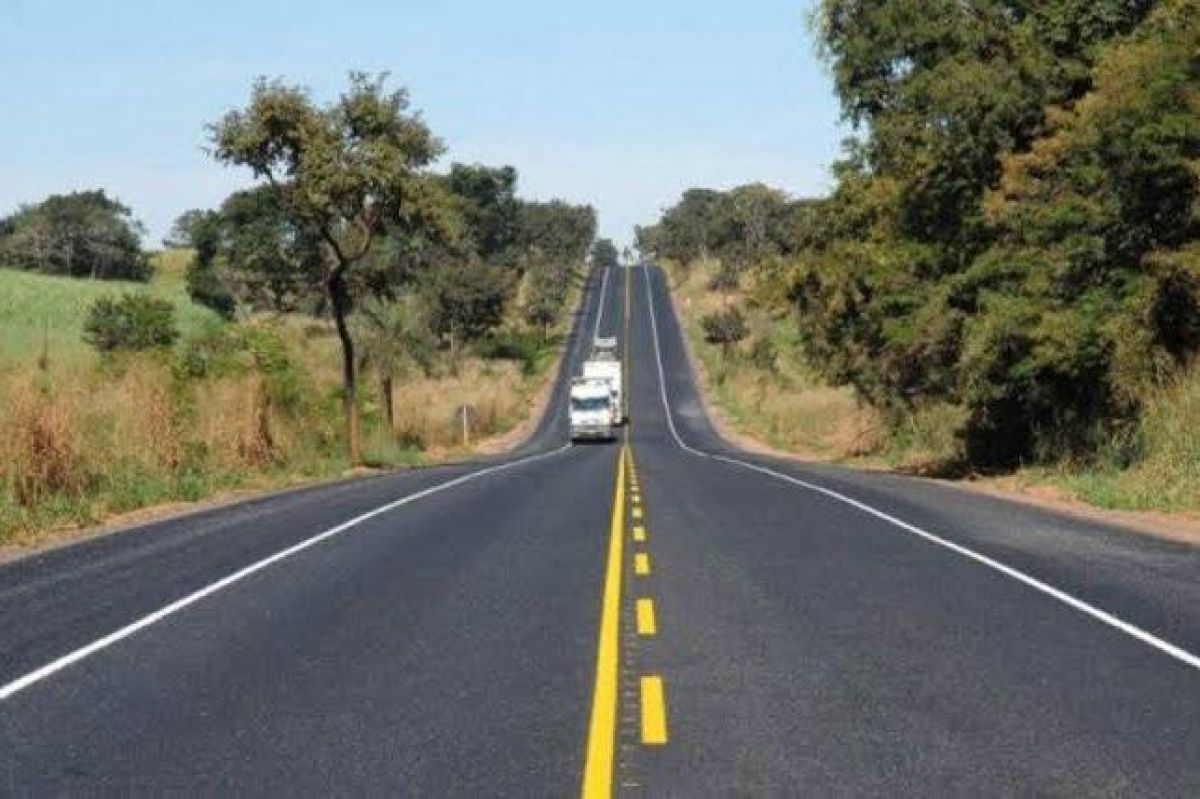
[
  {"xmin": 569, "ymin": 377, "xmax": 617, "ymax": 442},
  {"xmin": 583, "ymin": 337, "xmax": 625, "ymax": 426}
]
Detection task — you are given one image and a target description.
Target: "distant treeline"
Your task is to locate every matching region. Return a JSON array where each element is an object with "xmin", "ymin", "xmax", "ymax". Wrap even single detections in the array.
[
  {"xmin": 169, "ymin": 164, "xmax": 597, "ymax": 337},
  {"xmin": 0, "ymin": 190, "xmax": 150, "ymax": 281},
  {"xmin": 639, "ymin": 0, "xmax": 1199, "ymax": 468}
]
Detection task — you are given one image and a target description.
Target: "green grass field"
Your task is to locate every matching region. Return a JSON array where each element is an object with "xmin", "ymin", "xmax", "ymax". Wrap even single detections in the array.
[{"xmin": 0, "ymin": 250, "xmax": 219, "ymax": 366}]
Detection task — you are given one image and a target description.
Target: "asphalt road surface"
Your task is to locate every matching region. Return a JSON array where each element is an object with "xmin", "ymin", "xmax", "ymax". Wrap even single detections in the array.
[{"xmin": 1, "ymin": 265, "xmax": 1197, "ymax": 796}]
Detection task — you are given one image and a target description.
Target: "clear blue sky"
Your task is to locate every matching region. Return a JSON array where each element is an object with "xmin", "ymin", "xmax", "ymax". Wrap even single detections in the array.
[{"xmin": 0, "ymin": 0, "xmax": 844, "ymax": 249}]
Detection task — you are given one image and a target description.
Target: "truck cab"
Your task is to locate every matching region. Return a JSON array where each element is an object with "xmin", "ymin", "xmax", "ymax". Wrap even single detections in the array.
[{"xmin": 569, "ymin": 378, "xmax": 616, "ymax": 442}]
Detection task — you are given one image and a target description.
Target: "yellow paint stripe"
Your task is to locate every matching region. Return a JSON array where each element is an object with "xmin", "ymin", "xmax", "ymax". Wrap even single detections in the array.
[
  {"xmin": 632, "ymin": 525, "xmax": 646, "ymax": 543},
  {"xmin": 640, "ymin": 676, "xmax": 669, "ymax": 745},
  {"xmin": 634, "ymin": 552, "xmax": 651, "ymax": 576},
  {"xmin": 632, "ymin": 506, "xmax": 643, "ymax": 520},
  {"xmin": 581, "ymin": 446, "xmax": 627, "ymax": 799},
  {"xmin": 636, "ymin": 598, "xmax": 657, "ymax": 635}
]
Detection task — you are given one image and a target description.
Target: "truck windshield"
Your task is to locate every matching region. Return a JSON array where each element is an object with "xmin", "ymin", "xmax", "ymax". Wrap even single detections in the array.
[{"xmin": 571, "ymin": 397, "xmax": 611, "ymax": 412}]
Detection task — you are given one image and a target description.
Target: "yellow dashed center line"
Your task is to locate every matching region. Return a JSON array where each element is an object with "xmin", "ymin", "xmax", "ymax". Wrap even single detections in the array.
[
  {"xmin": 580, "ymin": 446, "xmax": 628, "ymax": 799},
  {"xmin": 640, "ymin": 676, "xmax": 669, "ymax": 745},
  {"xmin": 636, "ymin": 598, "xmax": 657, "ymax": 636},
  {"xmin": 634, "ymin": 552, "xmax": 651, "ymax": 576},
  {"xmin": 632, "ymin": 506, "xmax": 643, "ymax": 520},
  {"xmin": 632, "ymin": 525, "xmax": 646, "ymax": 543}
]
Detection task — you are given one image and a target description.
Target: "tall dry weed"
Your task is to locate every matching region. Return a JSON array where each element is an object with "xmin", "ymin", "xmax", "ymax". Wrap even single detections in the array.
[
  {"xmin": 95, "ymin": 362, "xmax": 183, "ymax": 471},
  {"xmin": 1, "ymin": 377, "xmax": 90, "ymax": 505},
  {"xmin": 392, "ymin": 359, "xmax": 524, "ymax": 449}
]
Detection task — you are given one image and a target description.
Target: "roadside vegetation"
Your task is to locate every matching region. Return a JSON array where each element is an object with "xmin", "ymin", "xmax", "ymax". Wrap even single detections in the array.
[
  {"xmin": 0, "ymin": 74, "xmax": 598, "ymax": 546},
  {"xmin": 641, "ymin": 0, "xmax": 1200, "ymax": 514}
]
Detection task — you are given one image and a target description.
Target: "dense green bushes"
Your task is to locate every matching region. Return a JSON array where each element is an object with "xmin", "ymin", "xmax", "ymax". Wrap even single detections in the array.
[
  {"xmin": 642, "ymin": 0, "xmax": 1199, "ymax": 471},
  {"xmin": 83, "ymin": 294, "xmax": 179, "ymax": 353}
]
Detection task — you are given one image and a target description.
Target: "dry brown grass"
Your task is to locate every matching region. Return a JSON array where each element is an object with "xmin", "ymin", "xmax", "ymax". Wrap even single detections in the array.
[
  {"xmin": 669, "ymin": 261, "xmax": 885, "ymax": 461},
  {"xmin": 0, "ymin": 275, "xmax": 574, "ymax": 543},
  {"xmin": 0, "ymin": 360, "xmax": 277, "ymax": 510},
  {"xmin": 392, "ymin": 359, "xmax": 527, "ymax": 452},
  {"xmin": 1, "ymin": 375, "xmax": 89, "ymax": 506}
]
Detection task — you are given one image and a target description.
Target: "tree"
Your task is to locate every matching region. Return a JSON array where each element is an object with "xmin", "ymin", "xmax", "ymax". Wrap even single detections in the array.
[
  {"xmin": 668, "ymin": 188, "xmax": 722, "ymax": 264},
  {"xmin": 353, "ymin": 295, "xmax": 436, "ymax": 434},
  {"xmin": 169, "ymin": 209, "xmax": 235, "ymax": 318},
  {"xmin": 508, "ymin": 201, "xmax": 596, "ymax": 336},
  {"xmin": 523, "ymin": 259, "xmax": 567, "ymax": 338},
  {"xmin": 164, "ymin": 209, "xmax": 212, "ymax": 250},
  {"xmin": 447, "ymin": 163, "xmax": 519, "ymax": 261},
  {"xmin": 209, "ymin": 73, "xmax": 444, "ymax": 464},
  {"xmin": 216, "ymin": 187, "xmax": 326, "ymax": 312},
  {"xmin": 421, "ymin": 259, "xmax": 512, "ymax": 366},
  {"xmin": 700, "ymin": 305, "xmax": 749, "ymax": 359},
  {"xmin": 514, "ymin": 200, "xmax": 597, "ymax": 279},
  {"xmin": 0, "ymin": 190, "xmax": 150, "ymax": 280},
  {"xmin": 772, "ymin": 0, "xmax": 1172, "ymax": 465},
  {"xmin": 591, "ymin": 238, "xmax": 620, "ymax": 272}
]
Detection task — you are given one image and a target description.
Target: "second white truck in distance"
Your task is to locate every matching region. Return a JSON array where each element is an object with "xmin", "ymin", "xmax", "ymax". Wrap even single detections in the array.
[{"xmin": 582, "ymin": 337, "xmax": 624, "ymax": 425}]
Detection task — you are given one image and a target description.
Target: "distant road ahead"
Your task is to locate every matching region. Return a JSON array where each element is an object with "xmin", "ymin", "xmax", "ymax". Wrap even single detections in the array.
[{"xmin": 2, "ymin": 265, "xmax": 1197, "ymax": 795}]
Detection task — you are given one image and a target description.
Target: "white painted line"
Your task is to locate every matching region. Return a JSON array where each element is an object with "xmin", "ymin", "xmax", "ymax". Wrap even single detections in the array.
[
  {"xmin": 2, "ymin": 263, "xmax": 624, "ymax": 702},
  {"xmin": 591, "ymin": 265, "xmax": 612, "ymax": 346},
  {"xmin": 0, "ymin": 448, "xmax": 574, "ymax": 703},
  {"xmin": 640, "ymin": 265, "xmax": 1200, "ymax": 673}
]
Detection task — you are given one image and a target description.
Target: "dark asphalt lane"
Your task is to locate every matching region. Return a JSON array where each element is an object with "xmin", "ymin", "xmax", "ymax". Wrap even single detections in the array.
[
  {"xmin": 627, "ymin": 264, "xmax": 1200, "ymax": 794},
  {"xmin": 0, "ymin": 263, "xmax": 615, "ymax": 686},
  {"xmin": 0, "ymin": 263, "xmax": 625, "ymax": 794},
  {"xmin": 5, "ymin": 443, "xmax": 617, "ymax": 795},
  {"xmin": 1, "ymin": 261, "xmax": 1197, "ymax": 796}
]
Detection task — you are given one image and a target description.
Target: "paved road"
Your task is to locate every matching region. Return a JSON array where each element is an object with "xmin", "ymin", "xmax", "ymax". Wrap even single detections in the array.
[{"xmin": 1, "ymin": 265, "xmax": 1197, "ymax": 796}]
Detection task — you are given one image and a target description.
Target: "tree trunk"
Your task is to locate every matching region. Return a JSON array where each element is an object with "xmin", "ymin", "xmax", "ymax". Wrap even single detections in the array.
[
  {"xmin": 381, "ymin": 374, "xmax": 395, "ymax": 433},
  {"xmin": 328, "ymin": 270, "xmax": 360, "ymax": 465}
]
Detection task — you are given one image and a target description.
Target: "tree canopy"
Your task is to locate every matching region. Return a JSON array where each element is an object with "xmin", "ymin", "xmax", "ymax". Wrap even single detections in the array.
[
  {"xmin": 643, "ymin": 0, "xmax": 1200, "ymax": 468},
  {"xmin": 0, "ymin": 190, "xmax": 150, "ymax": 281},
  {"xmin": 208, "ymin": 72, "xmax": 447, "ymax": 463},
  {"xmin": 591, "ymin": 238, "xmax": 620, "ymax": 272}
]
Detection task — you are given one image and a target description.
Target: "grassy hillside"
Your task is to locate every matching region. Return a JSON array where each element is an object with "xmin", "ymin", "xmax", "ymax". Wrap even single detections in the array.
[
  {"xmin": 0, "ymin": 250, "xmax": 219, "ymax": 366},
  {"xmin": 0, "ymin": 252, "xmax": 578, "ymax": 547}
]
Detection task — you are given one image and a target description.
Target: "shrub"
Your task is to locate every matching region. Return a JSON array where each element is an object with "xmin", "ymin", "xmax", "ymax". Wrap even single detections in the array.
[
  {"xmin": 707, "ymin": 262, "xmax": 740, "ymax": 292},
  {"xmin": 185, "ymin": 260, "xmax": 236, "ymax": 319},
  {"xmin": 749, "ymin": 335, "xmax": 778, "ymax": 373},
  {"xmin": 477, "ymin": 328, "xmax": 548, "ymax": 376},
  {"xmin": 701, "ymin": 305, "xmax": 749, "ymax": 357},
  {"xmin": 83, "ymin": 293, "xmax": 179, "ymax": 353}
]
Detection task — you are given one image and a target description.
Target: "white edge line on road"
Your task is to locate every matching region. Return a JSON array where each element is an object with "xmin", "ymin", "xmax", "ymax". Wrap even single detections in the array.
[
  {"xmin": 1, "ymin": 267, "xmax": 619, "ymax": 702},
  {"xmin": 591, "ymin": 265, "xmax": 612, "ymax": 347},
  {"xmin": 640, "ymin": 265, "xmax": 1200, "ymax": 673},
  {"xmin": 0, "ymin": 458, "xmax": 575, "ymax": 704}
]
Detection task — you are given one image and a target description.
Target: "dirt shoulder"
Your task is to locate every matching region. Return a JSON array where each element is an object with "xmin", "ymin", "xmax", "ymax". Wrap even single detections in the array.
[{"xmin": 663, "ymin": 272, "xmax": 1200, "ymax": 548}]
